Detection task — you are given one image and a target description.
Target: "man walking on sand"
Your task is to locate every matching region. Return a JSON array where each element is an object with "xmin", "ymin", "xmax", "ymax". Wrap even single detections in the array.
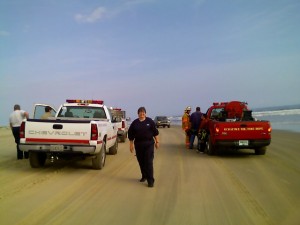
[{"xmin": 9, "ymin": 104, "xmax": 29, "ymax": 159}]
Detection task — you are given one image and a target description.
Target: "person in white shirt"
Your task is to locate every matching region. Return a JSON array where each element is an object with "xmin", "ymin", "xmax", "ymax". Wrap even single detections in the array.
[{"xmin": 9, "ymin": 104, "xmax": 29, "ymax": 159}]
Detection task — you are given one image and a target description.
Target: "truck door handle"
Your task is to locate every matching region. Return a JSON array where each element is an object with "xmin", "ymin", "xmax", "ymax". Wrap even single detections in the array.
[
  {"xmin": 240, "ymin": 124, "xmax": 247, "ymax": 128},
  {"xmin": 53, "ymin": 124, "xmax": 63, "ymax": 129}
]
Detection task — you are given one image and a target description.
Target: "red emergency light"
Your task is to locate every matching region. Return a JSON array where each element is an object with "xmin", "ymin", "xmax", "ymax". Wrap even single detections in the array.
[
  {"xmin": 113, "ymin": 108, "xmax": 122, "ymax": 111},
  {"xmin": 66, "ymin": 99, "xmax": 104, "ymax": 104},
  {"xmin": 213, "ymin": 102, "xmax": 228, "ymax": 106}
]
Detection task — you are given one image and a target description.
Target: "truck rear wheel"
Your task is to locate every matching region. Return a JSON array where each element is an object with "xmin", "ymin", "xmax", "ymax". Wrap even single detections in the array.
[
  {"xmin": 120, "ymin": 133, "xmax": 126, "ymax": 143},
  {"xmin": 206, "ymin": 136, "xmax": 216, "ymax": 155},
  {"xmin": 109, "ymin": 139, "xmax": 118, "ymax": 155},
  {"xmin": 92, "ymin": 143, "xmax": 106, "ymax": 170},
  {"xmin": 255, "ymin": 147, "xmax": 266, "ymax": 155},
  {"xmin": 29, "ymin": 152, "xmax": 47, "ymax": 168}
]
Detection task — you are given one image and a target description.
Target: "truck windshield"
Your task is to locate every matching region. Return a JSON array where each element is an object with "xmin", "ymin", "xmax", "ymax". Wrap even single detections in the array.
[
  {"xmin": 210, "ymin": 108, "xmax": 225, "ymax": 120},
  {"xmin": 57, "ymin": 106, "xmax": 106, "ymax": 119}
]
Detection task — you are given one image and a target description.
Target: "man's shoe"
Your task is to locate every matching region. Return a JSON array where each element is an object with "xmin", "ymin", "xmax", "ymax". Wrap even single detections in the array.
[
  {"xmin": 148, "ymin": 183, "xmax": 154, "ymax": 188},
  {"xmin": 140, "ymin": 178, "xmax": 146, "ymax": 182}
]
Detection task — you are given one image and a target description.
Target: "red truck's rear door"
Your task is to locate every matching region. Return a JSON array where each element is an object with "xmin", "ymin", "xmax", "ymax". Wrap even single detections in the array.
[{"xmin": 216, "ymin": 121, "xmax": 271, "ymax": 141}]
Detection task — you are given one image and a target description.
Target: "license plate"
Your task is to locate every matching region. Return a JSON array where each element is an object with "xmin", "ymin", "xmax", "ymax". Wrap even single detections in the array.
[
  {"xmin": 239, "ymin": 140, "xmax": 249, "ymax": 146},
  {"xmin": 50, "ymin": 145, "xmax": 64, "ymax": 151}
]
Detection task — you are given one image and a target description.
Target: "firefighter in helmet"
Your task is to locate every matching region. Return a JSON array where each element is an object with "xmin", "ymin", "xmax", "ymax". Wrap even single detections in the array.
[{"xmin": 182, "ymin": 106, "xmax": 191, "ymax": 149}]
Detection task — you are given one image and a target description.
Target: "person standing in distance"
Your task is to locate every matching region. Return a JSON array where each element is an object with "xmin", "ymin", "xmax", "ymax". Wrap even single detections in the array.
[
  {"xmin": 182, "ymin": 106, "xmax": 191, "ymax": 149},
  {"xmin": 128, "ymin": 107, "xmax": 159, "ymax": 188},
  {"xmin": 9, "ymin": 104, "xmax": 29, "ymax": 159}
]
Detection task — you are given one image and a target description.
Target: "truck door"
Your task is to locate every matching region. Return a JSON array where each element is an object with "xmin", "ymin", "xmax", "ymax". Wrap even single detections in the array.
[{"xmin": 33, "ymin": 104, "xmax": 56, "ymax": 119}]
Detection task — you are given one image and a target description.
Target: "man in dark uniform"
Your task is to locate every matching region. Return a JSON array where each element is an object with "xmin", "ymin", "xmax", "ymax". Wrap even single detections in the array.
[
  {"xmin": 189, "ymin": 106, "xmax": 203, "ymax": 149},
  {"xmin": 128, "ymin": 107, "xmax": 159, "ymax": 188}
]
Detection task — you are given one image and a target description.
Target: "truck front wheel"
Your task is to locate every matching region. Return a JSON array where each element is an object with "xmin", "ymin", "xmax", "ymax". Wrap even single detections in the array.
[
  {"xmin": 120, "ymin": 133, "xmax": 126, "ymax": 143},
  {"xmin": 92, "ymin": 143, "xmax": 106, "ymax": 170},
  {"xmin": 29, "ymin": 152, "xmax": 47, "ymax": 168}
]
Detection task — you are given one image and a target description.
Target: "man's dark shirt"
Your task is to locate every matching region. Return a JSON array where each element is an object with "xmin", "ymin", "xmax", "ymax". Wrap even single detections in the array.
[
  {"xmin": 190, "ymin": 111, "xmax": 202, "ymax": 130},
  {"xmin": 128, "ymin": 117, "xmax": 159, "ymax": 143}
]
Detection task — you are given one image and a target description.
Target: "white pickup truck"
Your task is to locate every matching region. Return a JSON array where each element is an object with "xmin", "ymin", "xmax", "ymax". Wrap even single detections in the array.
[
  {"xmin": 110, "ymin": 108, "xmax": 129, "ymax": 142},
  {"xmin": 19, "ymin": 99, "xmax": 118, "ymax": 170}
]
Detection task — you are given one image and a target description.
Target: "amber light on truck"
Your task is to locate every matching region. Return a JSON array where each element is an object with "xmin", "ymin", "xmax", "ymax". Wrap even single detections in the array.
[
  {"xmin": 20, "ymin": 121, "xmax": 26, "ymax": 138},
  {"xmin": 91, "ymin": 124, "xmax": 98, "ymax": 140},
  {"xmin": 214, "ymin": 125, "xmax": 220, "ymax": 135},
  {"xmin": 66, "ymin": 99, "xmax": 104, "ymax": 104}
]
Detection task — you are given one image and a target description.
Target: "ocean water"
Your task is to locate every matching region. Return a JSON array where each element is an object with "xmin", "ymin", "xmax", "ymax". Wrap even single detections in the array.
[
  {"xmin": 252, "ymin": 107, "xmax": 300, "ymax": 133},
  {"xmin": 169, "ymin": 105, "xmax": 300, "ymax": 133}
]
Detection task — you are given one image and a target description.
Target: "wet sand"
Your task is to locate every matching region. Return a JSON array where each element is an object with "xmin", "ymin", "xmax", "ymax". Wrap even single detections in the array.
[{"xmin": 0, "ymin": 126, "xmax": 299, "ymax": 225}]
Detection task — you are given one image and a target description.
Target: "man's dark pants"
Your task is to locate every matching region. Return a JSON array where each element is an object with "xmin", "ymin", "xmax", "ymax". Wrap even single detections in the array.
[
  {"xmin": 135, "ymin": 141, "xmax": 155, "ymax": 185},
  {"xmin": 189, "ymin": 129, "xmax": 199, "ymax": 149},
  {"xmin": 12, "ymin": 127, "xmax": 28, "ymax": 159}
]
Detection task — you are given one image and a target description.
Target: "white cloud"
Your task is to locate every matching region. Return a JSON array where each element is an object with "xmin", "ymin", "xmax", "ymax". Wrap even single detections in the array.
[
  {"xmin": 75, "ymin": 7, "xmax": 108, "ymax": 23},
  {"xmin": 0, "ymin": 30, "xmax": 10, "ymax": 36},
  {"xmin": 74, "ymin": 1, "xmax": 154, "ymax": 23}
]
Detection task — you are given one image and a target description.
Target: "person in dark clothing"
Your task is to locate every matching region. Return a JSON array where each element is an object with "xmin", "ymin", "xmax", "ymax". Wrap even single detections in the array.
[
  {"xmin": 189, "ymin": 106, "xmax": 203, "ymax": 149},
  {"xmin": 128, "ymin": 107, "xmax": 159, "ymax": 188},
  {"xmin": 198, "ymin": 113, "xmax": 209, "ymax": 152}
]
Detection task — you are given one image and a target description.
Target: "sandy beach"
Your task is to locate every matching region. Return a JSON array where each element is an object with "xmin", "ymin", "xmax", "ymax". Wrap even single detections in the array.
[{"xmin": 0, "ymin": 126, "xmax": 299, "ymax": 225}]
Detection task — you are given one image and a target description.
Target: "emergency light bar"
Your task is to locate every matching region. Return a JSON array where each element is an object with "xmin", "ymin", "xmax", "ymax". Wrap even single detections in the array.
[
  {"xmin": 113, "ymin": 108, "xmax": 122, "ymax": 111},
  {"xmin": 213, "ymin": 102, "xmax": 228, "ymax": 106},
  {"xmin": 66, "ymin": 99, "xmax": 104, "ymax": 104}
]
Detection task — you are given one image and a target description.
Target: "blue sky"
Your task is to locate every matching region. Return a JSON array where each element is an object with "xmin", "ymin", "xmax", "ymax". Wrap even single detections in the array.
[{"xmin": 1, "ymin": 0, "xmax": 300, "ymax": 125}]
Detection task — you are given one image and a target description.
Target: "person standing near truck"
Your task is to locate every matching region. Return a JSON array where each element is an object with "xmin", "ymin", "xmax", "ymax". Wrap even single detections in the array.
[
  {"xmin": 182, "ymin": 106, "xmax": 191, "ymax": 149},
  {"xmin": 189, "ymin": 107, "xmax": 203, "ymax": 149},
  {"xmin": 128, "ymin": 107, "xmax": 159, "ymax": 188},
  {"xmin": 9, "ymin": 104, "xmax": 29, "ymax": 159},
  {"xmin": 198, "ymin": 113, "xmax": 209, "ymax": 152}
]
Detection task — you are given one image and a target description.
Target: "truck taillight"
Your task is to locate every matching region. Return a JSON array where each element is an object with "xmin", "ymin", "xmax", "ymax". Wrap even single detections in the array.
[
  {"xmin": 122, "ymin": 121, "xmax": 125, "ymax": 129},
  {"xmin": 20, "ymin": 122, "xmax": 25, "ymax": 138},
  {"xmin": 91, "ymin": 124, "xmax": 98, "ymax": 140},
  {"xmin": 268, "ymin": 127, "xmax": 272, "ymax": 133},
  {"xmin": 20, "ymin": 121, "xmax": 25, "ymax": 138}
]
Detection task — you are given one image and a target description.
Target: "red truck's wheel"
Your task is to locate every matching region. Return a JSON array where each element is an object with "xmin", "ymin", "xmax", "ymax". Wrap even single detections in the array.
[
  {"xmin": 206, "ymin": 136, "xmax": 216, "ymax": 155},
  {"xmin": 255, "ymin": 147, "xmax": 266, "ymax": 155}
]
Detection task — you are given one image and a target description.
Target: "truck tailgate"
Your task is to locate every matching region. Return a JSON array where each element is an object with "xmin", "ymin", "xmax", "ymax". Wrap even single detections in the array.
[
  {"xmin": 24, "ymin": 119, "xmax": 92, "ymax": 144},
  {"xmin": 217, "ymin": 121, "xmax": 271, "ymax": 140}
]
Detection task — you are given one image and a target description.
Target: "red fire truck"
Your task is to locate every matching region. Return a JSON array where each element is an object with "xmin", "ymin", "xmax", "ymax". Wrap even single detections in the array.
[{"xmin": 204, "ymin": 101, "xmax": 271, "ymax": 155}]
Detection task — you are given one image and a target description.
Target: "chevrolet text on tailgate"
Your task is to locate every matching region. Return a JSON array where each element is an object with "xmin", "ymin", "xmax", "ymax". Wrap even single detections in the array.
[
  {"xmin": 205, "ymin": 101, "xmax": 272, "ymax": 155},
  {"xmin": 19, "ymin": 99, "xmax": 118, "ymax": 170}
]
